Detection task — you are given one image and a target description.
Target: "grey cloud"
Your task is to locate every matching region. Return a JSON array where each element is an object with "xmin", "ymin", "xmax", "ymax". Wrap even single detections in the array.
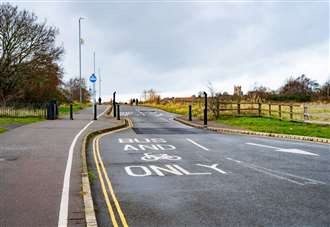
[{"xmin": 15, "ymin": 2, "xmax": 329, "ymax": 100}]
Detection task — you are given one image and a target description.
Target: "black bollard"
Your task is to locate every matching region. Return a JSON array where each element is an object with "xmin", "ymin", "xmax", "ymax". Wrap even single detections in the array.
[
  {"xmin": 204, "ymin": 92, "xmax": 207, "ymax": 125},
  {"xmin": 94, "ymin": 104, "xmax": 97, "ymax": 120},
  {"xmin": 70, "ymin": 104, "xmax": 73, "ymax": 120},
  {"xmin": 189, "ymin": 105, "xmax": 192, "ymax": 121},
  {"xmin": 113, "ymin": 92, "xmax": 116, "ymax": 117},
  {"xmin": 117, "ymin": 104, "xmax": 120, "ymax": 120}
]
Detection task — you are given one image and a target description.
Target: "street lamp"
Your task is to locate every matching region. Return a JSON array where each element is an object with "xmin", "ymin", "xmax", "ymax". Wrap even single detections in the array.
[{"xmin": 78, "ymin": 17, "xmax": 86, "ymax": 103}]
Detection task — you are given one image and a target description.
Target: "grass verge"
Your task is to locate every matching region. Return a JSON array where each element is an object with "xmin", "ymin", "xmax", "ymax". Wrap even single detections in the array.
[
  {"xmin": 0, "ymin": 128, "xmax": 7, "ymax": 134},
  {"xmin": 0, "ymin": 117, "xmax": 43, "ymax": 124},
  {"xmin": 59, "ymin": 103, "xmax": 91, "ymax": 114},
  {"xmin": 217, "ymin": 116, "xmax": 330, "ymax": 139}
]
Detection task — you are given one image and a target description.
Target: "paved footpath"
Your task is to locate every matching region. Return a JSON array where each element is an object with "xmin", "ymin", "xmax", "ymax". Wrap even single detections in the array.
[{"xmin": 0, "ymin": 105, "xmax": 123, "ymax": 227}]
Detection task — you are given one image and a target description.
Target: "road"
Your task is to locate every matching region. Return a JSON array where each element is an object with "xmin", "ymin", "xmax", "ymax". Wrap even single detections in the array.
[{"xmin": 89, "ymin": 105, "xmax": 330, "ymax": 227}]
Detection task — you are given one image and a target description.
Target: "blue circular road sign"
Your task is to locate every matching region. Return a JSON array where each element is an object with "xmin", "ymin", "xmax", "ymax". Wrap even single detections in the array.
[{"xmin": 89, "ymin": 73, "xmax": 97, "ymax": 83}]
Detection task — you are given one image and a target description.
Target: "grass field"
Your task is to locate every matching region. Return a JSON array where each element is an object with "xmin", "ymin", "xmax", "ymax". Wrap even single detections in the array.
[
  {"xmin": 0, "ymin": 128, "xmax": 7, "ymax": 134},
  {"xmin": 217, "ymin": 117, "xmax": 330, "ymax": 139},
  {"xmin": 59, "ymin": 103, "xmax": 91, "ymax": 115},
  {"xmin": 145, "ymin": 101, "xmax": 330, "ymax": 139},
  {"xmin": 146, "ymin": 101, "xmax": 330, "ymax": 121}
]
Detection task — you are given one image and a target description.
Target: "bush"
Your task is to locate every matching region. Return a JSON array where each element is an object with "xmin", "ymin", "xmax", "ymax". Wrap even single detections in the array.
[{"xmin": 270, "ymin": 94, "xmax": 311, "ymax": 102}]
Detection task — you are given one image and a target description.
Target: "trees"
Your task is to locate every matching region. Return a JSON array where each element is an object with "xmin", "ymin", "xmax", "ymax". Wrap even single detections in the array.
[
  {"xmin": 247, "ymin": 86, "xmax": 271, "ymax": 102},
  {"xmin": 64, "ymin": 77, "xmax": 90, "ymax": 103},
  {"xmin": 207, "ymin": 82, "xmax": 221, "ymax": 118},
  {"xmin": 280, "ymin": 74, "xmax": 319, "ymax": 96},
  {"xmin": 143, "ymin": 89, "xmax": 160, "ymax": 104},
  {"xmin": 0, "ymin": 3, "xmax": 64, "ymax": 104}
]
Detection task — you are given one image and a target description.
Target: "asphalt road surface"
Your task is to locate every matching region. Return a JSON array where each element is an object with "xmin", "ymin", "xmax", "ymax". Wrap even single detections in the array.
[{"xmin": 90, "ymin": 105, "xmax": 330, "ymax": 227}]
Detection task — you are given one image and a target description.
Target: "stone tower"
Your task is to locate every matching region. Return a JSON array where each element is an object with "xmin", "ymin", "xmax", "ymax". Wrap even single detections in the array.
[{"xmin": 234, "ymin": 85, "xmax": 243, "ymax": 96}]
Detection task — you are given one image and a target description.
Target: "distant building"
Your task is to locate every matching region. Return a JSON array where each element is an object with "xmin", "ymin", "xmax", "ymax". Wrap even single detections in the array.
[{"xmin": 234, "ymin": 85, "xmax": 243, "ymax": 96}]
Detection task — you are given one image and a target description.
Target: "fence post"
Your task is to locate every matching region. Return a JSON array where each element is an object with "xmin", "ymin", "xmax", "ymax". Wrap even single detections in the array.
[
  {"xmin": 117, "ymin": 104, "xmax": 120, "ymax": 120},
  {"xmin": 279, "ymin": 105, "xmax": 282, "ymax": 120},
  {"xmin": 70, "ymin": 104, "xmax": 73, "ymax": 120},
  {"xmin": 268, "ymin": 104, "xmax": 271, "ymax": 117},
  {"xmin": 290, "ymin": 105, "xmax": 293, "ymax": 120},
  {"xmin": 237, "ymin": 103, "xmax": 240, "ymax": 115},
  {"xmin": 188, "ymin": 105, "xmax": 192, "ymax": 121},
  {"xmin": 304, "ymin": 104, "xmax": 308, "ymax": 120},
  {"xmin": 258, "ymin": 103, "xmax": 261, "ymax": 117}
]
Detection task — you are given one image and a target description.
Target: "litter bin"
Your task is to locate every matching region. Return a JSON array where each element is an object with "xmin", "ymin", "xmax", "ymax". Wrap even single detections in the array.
[{"xmin": 47, "ymin": 100, "xmax": 58, "ymax": 120}]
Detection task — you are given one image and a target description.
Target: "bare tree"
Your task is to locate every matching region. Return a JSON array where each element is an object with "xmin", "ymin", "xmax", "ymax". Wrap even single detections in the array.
[
  {"xmin": 143, "ymin": 89, "xmax": 160, "ymax": 103},
  {"xmin": 208, "ymin": 82, "xmax": 221, "ymax": 119},
  {"xmin": 280, "ymin": 74, "xmax": 319, "ymax": 96},
  {"xmin": 247, "ymin": 85, "xmax": 271, "ymax": 102},
  {"xmin": 0, "ymin": 4, "xmax": 63, "ymax": 104},
  {"xmin": 64, "ymin": 78, "xmax": 90, "ymax": 103}
]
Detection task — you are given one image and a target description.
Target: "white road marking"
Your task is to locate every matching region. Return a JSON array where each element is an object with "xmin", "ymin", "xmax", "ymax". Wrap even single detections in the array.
[
  {"xmin": 226, "ymin": 157, "xmax": 241, "ymax": 163},
  {"xmin": 196, "ymin": 164, "xmax": 227, "ymax": 174},
  {"xmin": 58, "ymin": 106, "xmax": 107, "ymax": 227},
  {"xmin": 246, "ymin": 142, "xmax": 319, "ymax": 156},
  {"xmin": 141, "ymin": 153, "xmax": 182, "ymax": 161},
  {"xmin": 226, "ymin": 158, "xmax": 325, "ymax": 186},
  {"xmin": 186, "ymin": 138, "xmax": 209, "ymax": 151},
  {"xmin": 58, "ymin": 121, "xmax": 94, "ymax": 227}
]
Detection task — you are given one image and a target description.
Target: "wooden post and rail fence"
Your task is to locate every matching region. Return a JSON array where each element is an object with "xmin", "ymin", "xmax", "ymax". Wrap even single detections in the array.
[{"xmin": 186, "ymin": 101, "xmax": 313, "ymax": 122}]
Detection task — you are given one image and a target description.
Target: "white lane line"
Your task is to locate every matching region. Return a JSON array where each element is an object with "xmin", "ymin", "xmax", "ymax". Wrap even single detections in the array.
[
  {"xmin": 58, "ymin": 121, "xmax": 94, "ymax": 227},
  {"xmin": 58, "ymin": 106, "xmax": 107, "ymax": 227},
  {"xmin": 186, "ymin": 138, "xmax": 209, "ymax": 151},
  {"xmin": 226, "ymin": 157, "xmax": 326, "ymax": 186},
  {"xmin": 98, "ymin": 107, "xmax": 109, "ymax": 118},
  {"xmin": 225, "ymin": 157, "xmax": 241, "ymax": 163}
]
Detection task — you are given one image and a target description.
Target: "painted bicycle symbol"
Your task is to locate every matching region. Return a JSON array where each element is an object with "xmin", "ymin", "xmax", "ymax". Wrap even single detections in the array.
[{"xmin": 141, "ymin": 153, "xmax": 182, "ymax": 161}]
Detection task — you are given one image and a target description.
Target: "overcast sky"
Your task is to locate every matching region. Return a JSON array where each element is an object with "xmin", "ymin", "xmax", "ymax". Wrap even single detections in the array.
[{"xmin": 11, "ymin": 0, "xmax": 330, "ymax": 101}]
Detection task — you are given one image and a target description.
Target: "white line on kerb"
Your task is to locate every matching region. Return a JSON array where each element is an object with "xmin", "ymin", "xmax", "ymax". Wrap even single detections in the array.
[
  {"xmin": 58, "ymin": 106, "xmax": 108, "ymax": 227},
  {"xmin": 186, "ymin": 138, "xmax": 209, "ymax": 151}
]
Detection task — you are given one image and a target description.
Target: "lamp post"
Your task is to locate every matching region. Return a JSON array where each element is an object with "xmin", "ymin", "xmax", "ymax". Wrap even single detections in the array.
[
  {"xmin": 98, "ymin": 67, "xmax": 102, "ymax": 104},
  {"xmin": 78, "ymin": 17, "xmax": 85, "ymax": 103}
]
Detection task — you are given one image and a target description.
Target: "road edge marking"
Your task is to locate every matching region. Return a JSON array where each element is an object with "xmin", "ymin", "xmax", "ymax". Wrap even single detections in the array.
[
  {"xmin": 81, "ymin": 117, "xmax": 132, "ymax": 227},
  {"xmin": 96, "ymin": 134, "xmax": 128, "ymax": 227},
  {"xmin": 93, "ymin": 135, "xmax": 119, "ymax": 227},
  {"xmin": 95, "ymin": 119, "xmax": 133, "ymax": 227}
]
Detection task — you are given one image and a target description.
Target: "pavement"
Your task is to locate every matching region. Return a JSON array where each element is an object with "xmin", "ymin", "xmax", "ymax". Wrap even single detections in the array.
[
  {"xmin": 90, "ymin": 105, "xmax": 330, "ymax": 227},
  {"xmin": 0, "ymin": 105, "xmax": 123, "ymax": 227}
]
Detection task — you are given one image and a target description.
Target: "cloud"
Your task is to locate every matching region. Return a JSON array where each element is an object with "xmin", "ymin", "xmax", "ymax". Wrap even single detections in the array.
[{"xmin": 14, "ymin": 2, "xmax": 329, "ymax": 101}]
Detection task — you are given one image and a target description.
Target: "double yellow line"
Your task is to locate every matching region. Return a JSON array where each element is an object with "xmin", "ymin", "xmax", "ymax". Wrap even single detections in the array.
[{"xmin": 92, "ymin": 119, "xmax": 133, "ymax": 227}]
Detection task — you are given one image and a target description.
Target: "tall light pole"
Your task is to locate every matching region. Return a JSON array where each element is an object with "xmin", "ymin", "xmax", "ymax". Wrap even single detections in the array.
[
  {"xmin": 98, "ymin": 67, "xmax": 102, "ymax": 104},
  {"xmin": 78, "ymin": 17, "xmax": 85, "ymax": 103},
  {"xmin": 93, "ymin": 51, "xmax": 96, "ymax": 104}
]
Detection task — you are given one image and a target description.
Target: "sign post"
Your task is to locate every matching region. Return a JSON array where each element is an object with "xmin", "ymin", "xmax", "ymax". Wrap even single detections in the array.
[{"xmin": 89, "ymin": 73, "xmax": 97, "ymax": 120}]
